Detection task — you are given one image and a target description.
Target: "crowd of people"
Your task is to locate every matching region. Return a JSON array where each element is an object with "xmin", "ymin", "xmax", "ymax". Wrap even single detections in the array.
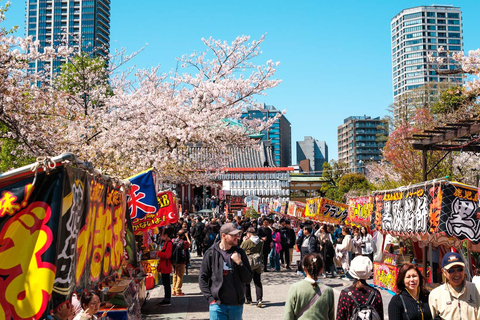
[{"xmin": 46, "ymin": 211, "xmax": 480, "ymax": 320}]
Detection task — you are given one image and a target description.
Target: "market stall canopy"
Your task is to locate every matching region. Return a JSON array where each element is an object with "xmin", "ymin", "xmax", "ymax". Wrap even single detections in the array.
[
  {"xmin": 303, "ymin": 197, "xmax": 348, "ymax": 224},
  {"xmin": 0, "ymin": 154, "xmax": 135, "ymax": 319},
  {"xmin": 373, "ymin": 179, "xmax": 480, "ymax": 245}
]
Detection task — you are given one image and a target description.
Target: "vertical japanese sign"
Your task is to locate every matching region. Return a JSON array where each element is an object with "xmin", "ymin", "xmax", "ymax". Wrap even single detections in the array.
[
  {"xmin": 0, "ymin": 170, "xmax": 63, "ymax": 320},
  {"xmin": 347, "ymin": 196, "xmax": 374, "ymax": 227}
]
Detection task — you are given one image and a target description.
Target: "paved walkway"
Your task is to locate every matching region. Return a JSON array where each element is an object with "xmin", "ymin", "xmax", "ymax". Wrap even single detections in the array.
[{"xmin": 141, "ymin": 251, "xmax": 394, "ymax": 319}]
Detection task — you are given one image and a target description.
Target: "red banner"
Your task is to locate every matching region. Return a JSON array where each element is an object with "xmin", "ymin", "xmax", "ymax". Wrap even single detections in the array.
[
  {"xmin": 132, "ymin": 191, "xmax": 178, "ymax": 234},
  {"xmin": 347, "ymin": 196, "xmax": 374, "ymax": 227}
]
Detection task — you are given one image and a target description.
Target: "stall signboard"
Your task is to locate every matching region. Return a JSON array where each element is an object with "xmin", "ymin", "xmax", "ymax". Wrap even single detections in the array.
[
  {"xmin": 347, "ymin": 196, "xmax": 374, "ymax": 227},
  {"xmin": 374, "ymin": 181, "xmax": 480, "ymax": 244},
  {"xmin": 132, "ymin": 191, "xmax": 179, "ymax": 234},
  {"xmin": 0, "ymin": 166, "xmax": 128, "ymax": 320},
  {"xmin": 373, "ymin": 262, "xmax": 398, "ymax": 293},
  {"xmin": 304, "ymin": 198, "xmax": 320, "ymax": 220},
  {"xmin": 319, "ymin": 198, "xmax": 348, "ymax": 224},
  {"xmin": 287, "ymin": 201, "xmax": 306, "ymax": 218}
]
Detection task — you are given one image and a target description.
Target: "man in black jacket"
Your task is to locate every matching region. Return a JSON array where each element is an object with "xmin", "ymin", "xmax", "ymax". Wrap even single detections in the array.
[
  {"xmin": 192, "ymin": 217, "xmax": 205, "ymax": 257},
  {"xmin": 257, "ymin": 218, "xmax": 272, "ymax": 272},
  {"xmin": 296, "ymin": 224, "xmax": 317, "ymax": 273},
  {"xmin": 279, "ymin": 218, "xmax": 291, "ymax": 270},
  {"xmin": 199, "ymin": 223, "xmax": 253, "ymax": 320}
]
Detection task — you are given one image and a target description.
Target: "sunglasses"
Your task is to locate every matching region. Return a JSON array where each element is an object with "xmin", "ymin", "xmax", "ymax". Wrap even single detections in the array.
[{"xmin": 447, "ymin": 266, "xmax": 464, "ymax": 274}]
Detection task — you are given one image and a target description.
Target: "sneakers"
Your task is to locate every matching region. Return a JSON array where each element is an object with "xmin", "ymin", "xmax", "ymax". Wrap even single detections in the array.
[
  {"xmin": 286, "ymin": 266, "xmax": 292, "ymax": 270},
  {"xmin": 245, "ymin": 300, "xmax": 252, "ymax": 305},
  {"xmin": 158, "ymin": 300, "xmax": 171, "ymax": 306},
  {"xmin": 257, "ymin": 300, "xmax": 263, "ymax": 308},
  {"xmin": 321, "ymin": 274, "xmax": 327, "ymax": 279}
]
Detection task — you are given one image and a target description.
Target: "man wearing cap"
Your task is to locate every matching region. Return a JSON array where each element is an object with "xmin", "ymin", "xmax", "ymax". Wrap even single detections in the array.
[
  {"xmin": 199, "ymin": 222, "xmax": 253, "ymax": 320},
  {"xmin": 429, "ymin": 252, "xmax": 480, "ymax": 320}
]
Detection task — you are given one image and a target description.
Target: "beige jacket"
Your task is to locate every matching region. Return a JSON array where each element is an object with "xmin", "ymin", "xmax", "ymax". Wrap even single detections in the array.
[{"xmin": 429, "ymin": 280, "xmax": 480, "ymax": 320}]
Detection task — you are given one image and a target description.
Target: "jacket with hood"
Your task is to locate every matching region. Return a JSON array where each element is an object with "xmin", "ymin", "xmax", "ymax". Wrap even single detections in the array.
[{"xmin": 199, "ymin": 242, "xmax": 253, "ymax": 305}]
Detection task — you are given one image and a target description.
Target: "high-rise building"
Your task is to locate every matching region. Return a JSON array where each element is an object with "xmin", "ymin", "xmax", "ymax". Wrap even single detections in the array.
[
  {"xmin": 337, "ymin": 116, "xmax": 388, "ymax": 173},
  {"xmin": 26, "ymin": 0, "xmax": 110, "ymax": 77},
  {"xmin": 241, "ymin": 104, "xmax": 292, "ymax": 167},
  {"xmin": 296, "ymin": 136, "xmax": 328, "ymax": 173},
  {"xmin": 391, "ymin": 5, "xmax": 463, "ymax": 121}
]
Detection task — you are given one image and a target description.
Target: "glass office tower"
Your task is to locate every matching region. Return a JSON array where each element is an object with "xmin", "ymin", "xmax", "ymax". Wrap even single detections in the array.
[{"xmin": 26, "ymin": 0, "xmax": 110, "ymax": 77}]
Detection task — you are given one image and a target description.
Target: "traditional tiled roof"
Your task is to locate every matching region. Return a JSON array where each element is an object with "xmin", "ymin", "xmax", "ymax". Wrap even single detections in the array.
[{"xmin": 186, "ymin": 141, "xmax": 276, "ymax": 169}]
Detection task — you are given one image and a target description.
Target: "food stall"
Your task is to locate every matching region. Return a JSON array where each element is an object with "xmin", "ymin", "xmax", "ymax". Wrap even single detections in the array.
[
  {"xmin": 368, "ymin": 179, "xmax": 480, "ymax": 291},
  {"xmin": 0, "ymin": 154, "xmax": 144, "ymax": 320}
]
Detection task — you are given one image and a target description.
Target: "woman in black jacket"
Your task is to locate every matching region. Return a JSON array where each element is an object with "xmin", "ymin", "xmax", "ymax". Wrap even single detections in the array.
[{"xmin": 388, "ymin": 263, "xmax": 432, "ymax": 320}]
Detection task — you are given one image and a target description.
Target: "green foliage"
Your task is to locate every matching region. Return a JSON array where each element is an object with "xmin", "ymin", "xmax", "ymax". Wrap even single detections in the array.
[
  {"xmin": 320, "ymin": 160, "xmax": 349, "ymax": 202},
  {"xmin": 431, "ymin": 85, "xmax": 478, "ymax": 115},
  {"xmin": 54, "ymin": 53, "xmax": 112, "ymax": 112},
  {"xmin": 337, "ymin": 173, "xmax": 371, "ymax": 196},
  {"xmin": 244, "ymin": 207, "xmax": 259, "ymax": 219},
  {"xmin": 0, "ymin": 124, "xmax": 35, "ymax": 173}
]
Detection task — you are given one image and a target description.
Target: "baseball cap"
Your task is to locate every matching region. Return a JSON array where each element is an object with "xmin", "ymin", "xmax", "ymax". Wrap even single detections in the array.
[
  {"xmin": 441, "ymin": 252, "xmax": 465, "ymax": 270},
  {"xmin": 220, "ymin": 223, "xmax": 242, "ymax": 236},
  {"xmin": 349, "ymin": 256, "xmax": 373, "ymax": 280}
]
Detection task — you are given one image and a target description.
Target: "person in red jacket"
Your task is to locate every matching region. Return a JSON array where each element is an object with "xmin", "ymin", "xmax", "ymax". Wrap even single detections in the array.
[{"xmin": 157, "ymin": 226, "xmax": 175, "ymax": 306}]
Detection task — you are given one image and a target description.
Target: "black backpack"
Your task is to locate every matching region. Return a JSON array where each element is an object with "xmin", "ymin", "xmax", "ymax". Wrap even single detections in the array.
[
  {"xmin": 348, "ymin": 289, "xmax": 381, "ymax": 320},
  {"xmin": 171, "ymin": 239, "xmax": 186, "ymax": 265}
]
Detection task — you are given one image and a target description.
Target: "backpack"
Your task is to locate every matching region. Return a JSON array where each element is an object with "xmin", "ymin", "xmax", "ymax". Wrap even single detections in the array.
[
  {"xmin": 171, "ymin": 239, "xmax": 186, "ymax": 265},
  {"xmin": 206, "ymin": 232, "xmax": 220, "ymax": 248},
  {"xmin": 348, "ymin": 289, "xmax": 381, "ymax": 320},
  {"xmin": 248, "ymin": 241, "xmax": 264, "ymax": 271}
]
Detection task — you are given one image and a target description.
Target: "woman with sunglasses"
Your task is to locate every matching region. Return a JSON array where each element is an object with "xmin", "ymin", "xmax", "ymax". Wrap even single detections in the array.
[
  {"xmin": 429, "ymin": 252, "xmax": 480, "ymax": 320},
  {"xmin": 388, "ymin": 263, "xmax": 432, "ymax": 320}
]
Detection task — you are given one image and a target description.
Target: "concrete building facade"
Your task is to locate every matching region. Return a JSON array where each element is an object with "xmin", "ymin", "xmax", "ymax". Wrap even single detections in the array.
[
  {"xmin": 338, "ymin": 116, "xmax": 388, "ymax": 173},
  {"xmin": 296, "ymin": 136, "xmax": 328, "ymax": 173}
]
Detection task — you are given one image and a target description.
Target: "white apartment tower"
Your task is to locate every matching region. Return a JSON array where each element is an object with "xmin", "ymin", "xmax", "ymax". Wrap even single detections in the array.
[{"xmin": 391, "ymin": 5, "xmax": 463, "ymax": 121}]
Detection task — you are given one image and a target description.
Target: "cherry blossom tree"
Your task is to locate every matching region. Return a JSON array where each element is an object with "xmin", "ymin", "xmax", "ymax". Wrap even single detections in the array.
[
  {"xmin": 92, "ymin": 35, "xmax": 281, "ymax": 184},
  {"xmin": 1, "ymin": 5, "xmax": 281, "ymax": 185}
]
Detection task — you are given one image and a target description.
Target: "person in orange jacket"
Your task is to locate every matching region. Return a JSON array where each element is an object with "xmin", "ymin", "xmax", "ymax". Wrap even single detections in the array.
[{"xmin": 157, "ymin": 226, "xmax": 175, "ymax": 306}]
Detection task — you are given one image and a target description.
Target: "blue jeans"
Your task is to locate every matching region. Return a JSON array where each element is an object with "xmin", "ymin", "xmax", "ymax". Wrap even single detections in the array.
[
  {"xmin": 269, "ymin": 248, "xmax": 280, "ymax": 270},
  {"xmin": 209, "ymin": 303, "xmax": 243, "ymax": 320}
]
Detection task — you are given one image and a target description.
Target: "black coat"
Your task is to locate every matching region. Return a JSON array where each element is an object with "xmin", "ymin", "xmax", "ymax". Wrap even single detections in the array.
[{"xmin": 198, "ymin": 242, "xmax": 253, "ymax": 305}]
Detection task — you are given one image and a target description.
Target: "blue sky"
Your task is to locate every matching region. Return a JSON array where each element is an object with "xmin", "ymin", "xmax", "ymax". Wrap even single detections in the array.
[{"xmin": 4, "ymin": 0, "xmax": 480, "ymax": 163}]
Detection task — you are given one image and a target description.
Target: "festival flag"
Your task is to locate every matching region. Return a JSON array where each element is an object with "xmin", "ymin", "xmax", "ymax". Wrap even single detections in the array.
[
  {"xmin": 128, "ymin": 169, "xmax": 159, "ymax": 220},
  {"xmin": 131, "ymin": 191, "xmax": 179, "ymax": 234}
]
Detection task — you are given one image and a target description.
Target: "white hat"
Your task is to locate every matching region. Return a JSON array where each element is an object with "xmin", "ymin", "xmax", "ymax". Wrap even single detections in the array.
[{"xmin": 349, "ymin": 256, "xmax": 373, "ymax": 280}]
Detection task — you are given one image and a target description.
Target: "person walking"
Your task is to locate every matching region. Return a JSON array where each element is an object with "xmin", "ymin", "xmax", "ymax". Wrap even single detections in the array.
[
  {"xmin": 388, "ymin": 263, "xmax": 432, "ymax": 320},
  {"xmin": 318, "ymin": 225, "xmax": 336, "ymax": 278},
  {"xmin": 298, "ymin": 224, "xmax": 317, "ymax": 275},
  {"xmin": 336, "ymin": 256, "xmax": 383, "ymax": 320},
  {"xmin": 192, "ymin": 216, "xmax": 205, "ymax": 257},
  {"xmin": 270, "ymin": 223, "xmax": 282, "ymax": 271},
  {"xmin": 172, "ymin": 229, "xmax": 190, "ymax": 296},
  {"xmin": 279, "ymin": 218, "xmax": 291, "ymax": 270},
  {"xmin": 286, "ymin": 219, "xmax": 296, "ymax": 268},
  {"xmin": 284, "ymin": 253, "xmax": 335, "ymax": 320},
  {"xmin": 258, "ymin": 218, "xmax": 273, "ymax": 272},
  {"xmin": 199, "ymin": 223, "xmax": 253, "ymax": 320},
  {"xmin": 335, "ymin": 227, "xmax": 353, "ymax": 279},
  {"xmin": 240, "ymin": 227, "xmax": 264, "ymax": 307},
  {"xmin": 429, "ymin": 252, "xmax": 480, "ymax": 319},
  {"xmin": 359, "ymin": 226, "xmax": 374, "ymax": 261},
  {"xmin": 156, "ymin": 227, "xmax": 175, "ymax": 306}
]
